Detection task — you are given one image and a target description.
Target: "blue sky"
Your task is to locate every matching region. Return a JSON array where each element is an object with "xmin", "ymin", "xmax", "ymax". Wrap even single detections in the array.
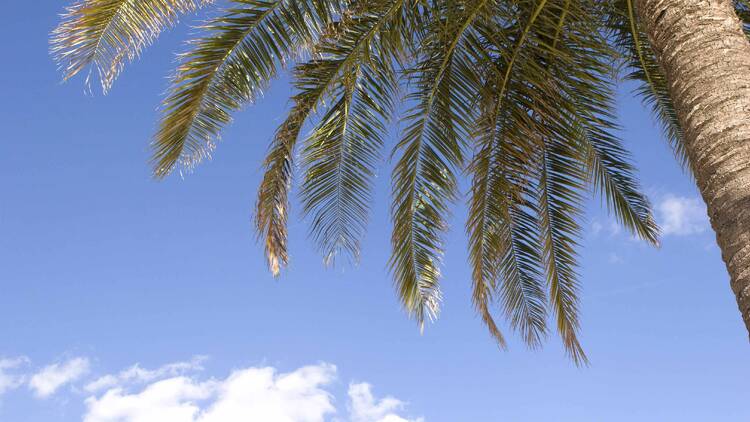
[{"xmin": 1, "ymin": 2, "xmax": 749, "ymax": 421}]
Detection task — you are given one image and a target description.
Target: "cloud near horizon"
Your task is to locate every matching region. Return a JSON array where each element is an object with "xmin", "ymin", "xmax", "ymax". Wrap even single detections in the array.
[{"xmin": 0, "ymin": 355, "xmax": 421, "ymax": 422}]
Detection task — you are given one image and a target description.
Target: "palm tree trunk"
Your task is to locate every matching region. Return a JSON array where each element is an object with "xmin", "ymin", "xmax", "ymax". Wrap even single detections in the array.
[{"xmin": 637, "ymin": 0, "xmax": 750, "ymax": 336}]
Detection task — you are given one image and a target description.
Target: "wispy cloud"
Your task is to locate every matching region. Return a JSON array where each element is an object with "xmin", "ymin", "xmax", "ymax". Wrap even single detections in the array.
[
  {"xmin": 0, "ymin": 356, "xmax": 29, "ymax": 395},
  {"xmin": 29, "ymin": 357, "xmax": 90, "ymax": 398},
  {"xmin": 657, "ymin": 195, "xmax": 708, "ymax": 236},
  {"xmin": 589, "ymin": 219, "xmax": 622, "ymax": 238},
  {"xmin": 607, "ymin": 253, "xmax": 624, "ymax": 264},
  {"xmin": 85, "ymin": 355, "xmax": 207, "ymax": 393}
]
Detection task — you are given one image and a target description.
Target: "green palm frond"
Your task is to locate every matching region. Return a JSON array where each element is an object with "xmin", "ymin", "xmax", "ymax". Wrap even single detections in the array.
[
  {"xmin": 301, "ymin": 80, "xmax": 362, "ymax": 265},
  {"xmin": 532, "ymin": 0, "xmax": 589, "ymax": 365},
  {"xmin": 535, "ymin": 0, "xmax": 656, "ymax": 363},
  {"xmin": 568, "ymin": 47, "xmax": 659, "ymax": 244},
  {"xmin": 607, "ymin": 0, "xmax": 687, "ymax": 168},
  {"xmin": 390, "ymin": 1, "xmax": 491, "ymax": 328},
  {"xmin": 538, "ymin": 1, "xmax": 656, "ymax": 361},
  {"xmin": 537, "ymin": 128, "xmax": 587, "ymax": 363},
  {"xmin": 466, "ymin": 86, "xmax": 514, "ymax": 349},
  {"xmin": 464, "ymin": 0, "xmax": 656, "ymax": 360},
  {"xmin": 499, "ymin": 184, "xmax": 549, "ymax": 348},
  {"xmin": 579, "ymin": 105, "xmax": 659, "ymax": 245},
  {"xmin": 465, "ymin": 0, "xmax": 560, "ymax": 351},
  {"xmin": 153, "ymin": 0, "xmax": 340, "ymax": 177},
  {"xmin": 301, "ymin": 57, "xmax": 397, "ymax": 265},
  {"xmin": 51, "ymin": 0, "xmax": 208, "ymax": 93},
  {"xmin": 256, "ymin": 0, "xmax": 406, "ymax": 275}
]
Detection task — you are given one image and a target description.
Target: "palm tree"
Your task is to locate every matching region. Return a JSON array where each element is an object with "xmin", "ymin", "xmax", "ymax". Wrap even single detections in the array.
[{"xmin": 49, "ymin": 0, "xmax": 750, "ymax": 361}]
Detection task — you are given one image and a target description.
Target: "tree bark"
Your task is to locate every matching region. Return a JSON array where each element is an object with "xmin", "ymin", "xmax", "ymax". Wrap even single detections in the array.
[{"xmin": 637, "ymin": 0, "xmax": 750, "ymax": 336}]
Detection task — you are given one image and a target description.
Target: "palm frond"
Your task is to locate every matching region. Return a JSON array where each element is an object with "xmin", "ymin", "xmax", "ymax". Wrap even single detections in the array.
[
  {"xmin": 537, "ymin": 136, "xmax": 587, "ymax": 364},
  {"xmin": 466, "ymin": 89, "xmax": 511, "ymax": 349},
  {"xmin": 51, "ymin": 0, "xmax": 208, "ymax": 93},
  {"xmin": 464, "ymin": 0, "xmax": 558, "ymax": 350},
  {"xmin": 532, "ymin": 0, "xmax": 590, "ymax": 365},
  {"xmin": 301, "ymin": 56, "xmax": 397, "ymax": 265},
  {"xmin": 535, "ymin": 1, "xmax": 656, "ymax": 362},
  {"xmin": 153, "ymin": 0, "xmax": 339, "ymax": 177},
  {"xmin": 573, "ymin": 82, "xmax": 659, "ymax": 244},
  {"xmin": 256, "ymin": 0, "xmax": 406, "ymax": 275},
  {"xmin": 464, "ymin": 0, "xmax": 652, "ymax": 360},
  {"xmin": 390, "ymin": 0, "xmax": 491, "ymax": 328},
  {"xmin": 499, "ymin": 185, "xmax": 549, "ymax": 348},
  {"xmin": 607, "ymin": 0, "xmax": 687, "ymax": 168}
]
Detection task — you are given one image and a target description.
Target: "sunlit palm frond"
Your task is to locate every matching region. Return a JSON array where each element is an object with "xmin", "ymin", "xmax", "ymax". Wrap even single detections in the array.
[
  {"xmin": 465, "ymin": 0, "xmax": 565, "ymax": 351},
  {"xmin": 574, "ymin": 85, "xmax": 659, "ymax": 245},
  {"xmin": 301, "ymin": 57, "xmax": 397, "ymax": 265},
  {"xmin": 499, "ymin": 184, "xmax": 550, "ymax": 348},
  {"xmin": 537, "ymin": 142, "xmax": 587, "ymax": 363},
  {"xmin": 256, "ymin": 0, "xmax": 406, "ymax": 276},
  {"xmin": 517, "ymin": 1, "xmax": 614, "ymax": 366},
  {"xmin": 390, "ymin": 1, "xmax": 492, "ymax": 328},
  {"xmin": 153, "ymin": 0, "xmax": 339, "ymax": 177},
  {"xmin": 607, "ymin": 0, "xmax": 687, "ymax": 168},
  {"xmin": 529, "ymin": 0, "xmax": 591, "ymax": 365},
  {"xmin": 51, "ymin": 0, "xmax": 208, "ymax": 93},
  {"xmin": 466, "ymin": 86, "xmax": 511, "ymax": 349}
]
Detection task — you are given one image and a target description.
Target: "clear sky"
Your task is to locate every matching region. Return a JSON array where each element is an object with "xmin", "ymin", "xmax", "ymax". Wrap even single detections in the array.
[{"xmin": 1, "ymin": 2, "xmax": 749, "ymax": 421}]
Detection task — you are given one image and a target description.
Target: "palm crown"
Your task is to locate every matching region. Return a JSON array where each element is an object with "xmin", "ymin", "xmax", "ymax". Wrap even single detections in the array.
[{"xmin": 53, "ymin": 0, "xmax": 749, "ymax": 364}]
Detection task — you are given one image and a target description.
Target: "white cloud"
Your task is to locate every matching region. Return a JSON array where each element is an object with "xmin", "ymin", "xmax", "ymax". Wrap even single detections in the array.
[
  {"xmin": 0, "ymin": 356, "xmax": 29, "ymax": 395},
  {"xmin": 29, "ymin": 357, "xmax": 90, "ymax": 398},
  {"xmin": 658, "ymin": 195, "xmax": 708, "ymax": 236},
  {"xmin": 85, "ymin": 356, "xmax": 207, "ymax": 393},
  {"xmin": 84, "ymin": 377, "xmax": 214, "ymax": 422},
  {"xmin": 3, "ymin": 355, "xmax": 421, "ymax": 422},
  {"xmin": 348, "ymin": 383, "xmax": 423, "ymax": 422},
  {"xmin": 82, "ymin": 362, "xmax": 420, "ymax": 422},
  {"xmin": 195, "ymin": 364, "xmax": 336, "ymax": 422}
]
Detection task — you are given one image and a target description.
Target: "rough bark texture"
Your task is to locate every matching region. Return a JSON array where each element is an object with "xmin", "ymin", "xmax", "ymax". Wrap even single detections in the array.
[{"xmin": 637, "ymin": 0, "xmax": 750, "ymax": 335}]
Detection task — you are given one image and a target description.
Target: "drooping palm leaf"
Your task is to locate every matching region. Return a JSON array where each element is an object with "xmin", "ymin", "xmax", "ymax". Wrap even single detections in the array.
[
  {"xmin": 390, "ymin": 1, "xmax": 491, "ymax": 327},
  {"xmin": 153, "ymin": 0, "xmax": 341, "ymax": 177},
  {"xmin": 607, "ymin": 0, "xmax": 687, "ymax": 168},
  {"xmin": 530, "ymin": 0, "xmax": 590, "ymax": 365},
  {"xmin": 466, "ymin": 0, "xmax": 580, "ymax": 353},
  {"xmin": 256, "ymin": 0, "xmax": 406, "ymax": 275},
  {"xmin": 51, "ymin": 0, "xmax": 208, "ymax": 93},
  {"xmin": 301, "ymin": 56, "xmax": 397, "ymax": 265},
  {"xmin": 542, "ymin": 1, "xmax": 657, "ymax": 363}
]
